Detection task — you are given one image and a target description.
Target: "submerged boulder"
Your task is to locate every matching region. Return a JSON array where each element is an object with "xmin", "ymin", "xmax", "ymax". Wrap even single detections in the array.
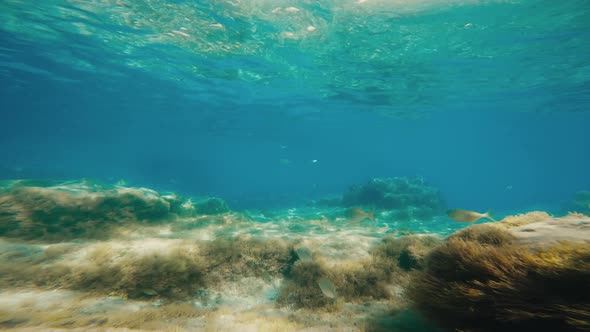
[
  {"xmin": 408, "ymin": 213, "xmax": 590, "ymax": 332},
  {"xmin": 0, "ymin": 180, "xmax": 176, "ymax": 240},
  {"xmin": 194, "ymin": 197, "xmax": 230, "ymax": 215},
  {"xmin": 341, "ymin": 177, "xmax": 445, "ymax": 219}
]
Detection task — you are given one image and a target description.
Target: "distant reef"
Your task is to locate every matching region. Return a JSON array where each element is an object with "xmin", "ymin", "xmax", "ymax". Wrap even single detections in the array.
[
  {"xmin": 317, "ymin": 177, "xmax": 446, "ymax": 220},
  {"xmin": 408, "ymin": 212, "xmax": 590, "ymax": 332},
  {"xmin": 562, "ymin": 190, "xmax": 590, "ymax": 216}
]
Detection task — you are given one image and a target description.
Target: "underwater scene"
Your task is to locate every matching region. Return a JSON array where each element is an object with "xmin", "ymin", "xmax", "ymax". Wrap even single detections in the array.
[{"xmin": 1, "ymin": 0, "xmax": 590, "ymax": 331}]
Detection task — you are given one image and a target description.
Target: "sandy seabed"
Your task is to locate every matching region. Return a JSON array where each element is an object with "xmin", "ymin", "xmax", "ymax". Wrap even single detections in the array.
[{"xmin": 1, "ymin": 180, "xmax": 589, "ymax": 331}]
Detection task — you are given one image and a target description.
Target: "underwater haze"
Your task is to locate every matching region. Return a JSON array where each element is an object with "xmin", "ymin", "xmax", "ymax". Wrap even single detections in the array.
[
  {"xmin": 1, "ymin": 0, "xmax": 589, "ymax": 211},
  {"xmin": 2, "ymin": 1, "xmax": 590, "ymax": 331}
]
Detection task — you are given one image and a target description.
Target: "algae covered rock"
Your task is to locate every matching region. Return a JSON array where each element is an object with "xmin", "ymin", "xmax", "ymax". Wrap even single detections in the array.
[
  {"xmin": 276, "ymin": 235, "xmax": 442, "ymax": 310},
  {"xmin": 202, "ymin": 236, "xmax": 295, "ymax": 280},
  {"xmin": 372, "ymin": 235, "xmax": 441, "ymax": 272},
  {"xmin": 341, "ymin": 177, "xmax": 445, "ymax": 219},
  {"xmin": 408, "ymin": 216, "xmax": 590, "ymax": 332},
  {"xmin": 276, "ymin": 261, "xmax": 336, "ymax": 309},
  {"xmin": 195, "ymin": 197, "xmax": 230, "ymax": 215},
  {"xmin": 62, "ymin": 243, "xmax": 207, "ymax": 299},
  {"xmin": 0, "ymin": 180, "xmax": 175, "ymax": 240}
]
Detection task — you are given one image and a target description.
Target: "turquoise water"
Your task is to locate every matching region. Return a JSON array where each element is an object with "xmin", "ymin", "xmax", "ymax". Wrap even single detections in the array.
[
  {"xmin": 1, "ymin": 0, "xmax": 590, "ymax": 211},
  {"xmin": 0, "ymin": 0, "xmax": 590, "ymax": 331}
]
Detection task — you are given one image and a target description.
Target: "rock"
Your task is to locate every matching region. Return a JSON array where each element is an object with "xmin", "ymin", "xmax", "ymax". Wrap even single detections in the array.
[
  {"xmin": 508, "ymin": 214, "xmax": 590, "ymax": 247},
  {"xmin": 341, "ymin": 177, "xmax": 445, "ymax": 219},
  {"xmin": 0, "ymin": 180, "xmax": 174, "ymax": 240},
  {"xmin": 408, "ymin": 214, "xmax": 590, "ymax": 332}
]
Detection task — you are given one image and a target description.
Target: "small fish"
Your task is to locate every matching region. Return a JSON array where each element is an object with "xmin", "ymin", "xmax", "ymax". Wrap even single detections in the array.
[
  {"xmin": 447, "ymin": 209, "xmax": 497, "ymax": 223},
  {"xmin": 295, "ymin": 246, "xmax": 313, "ymax": 263},
  {"xmin": 345, "ymin": 207, "xmax": 375, "ymax": 224},
  {"xmin": 317, "ymin": 277, "xmax": 337, "ymax": 299},
  {"xmin": 142, "ymin": 289, "xmax": 158, "ymax": 296}
]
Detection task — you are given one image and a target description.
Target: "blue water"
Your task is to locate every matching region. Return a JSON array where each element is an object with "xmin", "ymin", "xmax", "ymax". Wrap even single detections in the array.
[{"xmin": 1, "ymin": 0, "xmax": 589, "ymax": 212}]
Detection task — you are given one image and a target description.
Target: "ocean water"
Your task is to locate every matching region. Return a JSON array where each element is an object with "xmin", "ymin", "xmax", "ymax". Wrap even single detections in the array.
[{"xmin": 0, "ymin": 0, "xmax": 590, "ymax": 331}]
